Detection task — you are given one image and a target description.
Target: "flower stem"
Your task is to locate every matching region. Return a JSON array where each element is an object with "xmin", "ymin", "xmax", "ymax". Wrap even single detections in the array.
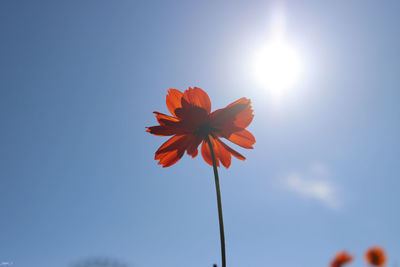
[{"xmin": 206, "ymin": 136, "xmax": 226, "ymax": 267}]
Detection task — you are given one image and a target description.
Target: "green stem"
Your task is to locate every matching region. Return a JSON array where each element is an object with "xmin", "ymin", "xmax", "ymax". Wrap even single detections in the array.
[{"xmin": 206, "ymin": 136, "xmax": 226, "ymax": 267}]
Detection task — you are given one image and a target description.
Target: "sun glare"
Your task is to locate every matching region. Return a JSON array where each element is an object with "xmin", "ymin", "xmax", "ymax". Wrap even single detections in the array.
[
  {"xmin": 253, "ymin": 41, "xmax": 301, "ymax": 92},
  {"xmin": 250, "ymin": 7, "xmax": 303, "ymax": 100}
]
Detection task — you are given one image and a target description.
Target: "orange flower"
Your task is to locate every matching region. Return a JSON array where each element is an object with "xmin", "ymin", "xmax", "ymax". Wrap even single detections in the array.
[
  {"xmin": 330, "ymin": 251, "xmax": 353, "ymax": 267},
  {"xmin": 365, "ymin": 246, "xmax": 386, "ymax": 266},
  {"xmin": 147, "ymin": 87, "xmax": 255, "ymax": 168}
]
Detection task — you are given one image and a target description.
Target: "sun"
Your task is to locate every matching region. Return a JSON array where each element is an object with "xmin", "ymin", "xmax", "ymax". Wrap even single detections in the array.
[
  {"xmin": 253, "ymin": 40, "xmax": 302, "ymax": 94},
  {"xmin": 249, "ymin": 6, "xmax": 303, "ymax": 100}
]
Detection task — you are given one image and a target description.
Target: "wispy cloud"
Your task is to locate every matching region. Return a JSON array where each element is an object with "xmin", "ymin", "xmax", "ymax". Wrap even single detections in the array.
[{"xmin": 284, "ymin": 163, "xmax": 340, "ymax": 209}]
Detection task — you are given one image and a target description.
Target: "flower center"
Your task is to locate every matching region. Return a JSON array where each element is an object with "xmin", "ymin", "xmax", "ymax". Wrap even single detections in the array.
[
  {"xmin": 371, "ymin": 253, "xmax": 380, "ymax": 265},
  {"xmin": 195, "ymin": 123, "xmax": 219, "ymax": 137}
]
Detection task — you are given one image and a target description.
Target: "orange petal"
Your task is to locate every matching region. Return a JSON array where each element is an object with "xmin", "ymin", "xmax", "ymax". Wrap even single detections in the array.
[
  {"xmin": 153, "ymin": 111, "xmax": 180, "ymax": 125},
  {"xmin": 210, "ymin": 98, "xmax": 254, "ymax": 138},
  {"xmin": 155, "ymin": 134, "xmax": 192, "ymax": 154},
  {"xmin": 181, "ymin": 87, "xmax": 211, "ymax": 114},
  {"xmin": 154, "ymin": 135, "xmax": 194, "ymax": 167},
  {"xmin": 210, "ymin": 98, "xmax": 250, "ymax": 126},
  {"xmin": 146, "ymin": 125, "xmax": 189, "ymax": 136},
  {"xmin": 217, "ymin": 138, "xmax": 246, "ymax": 161},
  {"xmin": 186, "ymin": 136, "xmax": 202, "ymax": 158},
  {"xmin": 201, "ymin": 136, "xmax": 246, "ymax": 168},
  {"xmin": 146, "ymin": 126, "xmax": 177, "ymax": 136},
  {"xmin": 201, "ymin": 138, "xmax": 220, "ymax": 167},
  {"xmin": 232, "ymin": 100, "xmax": 254, "ymax": 128},
  {"xmin": 214, "ymin": 138, "xmax": 231, "ymax": 168},
  {"xmin": 226, "ymin": 129, "xmax": 255, "ymax": 149},
  {"xmin": 148, "ymin": 111, "xmax": 190, "ymax": 136},
  {"xmin": 166, "ymin": 89, "xmax": 183, "ymax": 116},
  {"xmin": 225, "ymin": 97, "xmax": 250, "ymax": 108},
  {"xmin": 156, "ymin": 150, "xmax": 183, "ymax": 167}
]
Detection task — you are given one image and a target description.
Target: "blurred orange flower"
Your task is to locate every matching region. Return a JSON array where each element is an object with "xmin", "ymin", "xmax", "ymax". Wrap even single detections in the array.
[
  {"xmin": 147, "ymin": 87, "xmax": 255, "ymax": 167},
  {"xmin": 330, "ymin": 251, "xmax": 353, "ymax": 267},
  {"xmin": 365, "ymin": 246, "xmax": 386, "ymax": 266}
]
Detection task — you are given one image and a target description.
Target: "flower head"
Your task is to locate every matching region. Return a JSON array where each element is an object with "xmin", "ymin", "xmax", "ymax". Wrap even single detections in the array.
[
  {"xmin": 330, "ymin": 251, "xmax": 353, "ymax": 267},
  {"xmin": 147, "ymin": 87, "xmax": 255, "ymax": 168},
  {"xmin": 365, "ymin": 246, "xmax": 386, "ymax": 266}
]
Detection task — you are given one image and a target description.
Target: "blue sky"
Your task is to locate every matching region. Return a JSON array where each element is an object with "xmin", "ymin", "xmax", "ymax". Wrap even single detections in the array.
[{"xmin": 1, "ymin": 1, "xmax": 399, "ymax": 267}]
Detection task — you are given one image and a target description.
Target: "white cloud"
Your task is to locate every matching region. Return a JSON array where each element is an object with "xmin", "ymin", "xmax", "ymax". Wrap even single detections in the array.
[{"xmin": 284, "ymin": 163, "xmax": 340, "ymax": 209}]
